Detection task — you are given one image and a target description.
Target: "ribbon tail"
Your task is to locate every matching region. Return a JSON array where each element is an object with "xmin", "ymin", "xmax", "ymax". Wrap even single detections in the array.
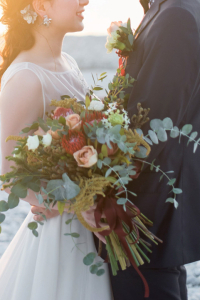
[{"xmin": 119, "ymin": 236, "xmax": 150, "ymax": 298}]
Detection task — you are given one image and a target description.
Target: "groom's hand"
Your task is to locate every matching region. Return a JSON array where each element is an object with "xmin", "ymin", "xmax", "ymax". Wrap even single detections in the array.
[{"xmin": 31, "ymin": 205, "xmax": 60, "ymax": 221}]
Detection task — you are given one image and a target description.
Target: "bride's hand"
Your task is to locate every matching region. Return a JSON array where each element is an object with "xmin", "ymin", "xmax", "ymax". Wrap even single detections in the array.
[
  {"xmin": 31, "ymin": 205, "xmax": 60, "ymax": 221},
  {"xmin": 81, "ymin": 205, "xmax": 109, "ymax": 244}
]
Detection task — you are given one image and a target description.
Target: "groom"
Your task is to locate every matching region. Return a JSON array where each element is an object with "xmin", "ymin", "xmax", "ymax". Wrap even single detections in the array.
[
  {"xmin": 31, "ymin": 0, "xmax": 200, "ymax": 299},
  {"xmin": 106, "ymin": 0, "xmax": 200, "ymax": 299}
]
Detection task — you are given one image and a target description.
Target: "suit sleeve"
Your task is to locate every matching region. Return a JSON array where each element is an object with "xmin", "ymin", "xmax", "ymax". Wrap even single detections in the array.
[{"xmin": 127, "ymin": 7, "xmax": 199, "ymax": 168}]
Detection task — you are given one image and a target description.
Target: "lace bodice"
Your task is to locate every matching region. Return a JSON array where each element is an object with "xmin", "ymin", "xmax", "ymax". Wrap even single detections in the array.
[{"xmin": 0, "ymin": 52, "xmax": 89, "ymax": 119}]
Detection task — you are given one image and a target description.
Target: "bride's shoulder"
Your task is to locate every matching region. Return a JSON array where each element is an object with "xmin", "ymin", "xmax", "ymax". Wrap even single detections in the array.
[{"xmin": 62, "ymin": 52, "xmax": 79, "ymax": 69}]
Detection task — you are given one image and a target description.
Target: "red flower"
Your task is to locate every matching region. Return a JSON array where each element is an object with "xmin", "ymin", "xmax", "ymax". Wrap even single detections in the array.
[
  {"xmin": 53, "ymin": 107, "xmax": 74, "ymax": 120},
  {"xmin": 82, "ymin": 111, "xmax": 106, "ymax": 128},
  {"xmin": 61, "ymin": 130, "xmax": 87, "ymax": 155}
]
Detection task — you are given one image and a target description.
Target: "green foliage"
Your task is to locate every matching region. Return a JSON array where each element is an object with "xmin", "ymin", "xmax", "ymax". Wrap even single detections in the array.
[
  {"xmin": 0, "ymin": 213, "xmax": 5, "ymax": 223},
  {"xmin": 0, "ymin": 200, "xmax": 9, "ymax": 212},
  {"xmin": 11, "ymin": 183, "xmax": 28, "ymax": 199},
  {"xmin": 90, "ymin": 264, "xmax": 98, "ymax": 274},
  {"xmin": 83, "ymin": 252, "xmax": 96, "ymax": 266},
  {"xmin": 28, "ymin": 222, "xmax": 38, "ymax": 230},
  {"xmin": 65, "ymin": 219, "xmax": 73, "ymax": 225},
  {"xmin": 46, "ymin": 173, "xmax": 80, "ymax": 201},
  {"xmin": 166, "ymin": 198, "xmax": 179, "ymax": 209},
  {"xmin": 96, "ymin": 269, "xmax": 105, "ymax": 276},
  {"xmin": 117, "ymin": 198, "xmax": 127, "ymax": 205},
  {"xmin": 8, "ymin": 193, "xmax": 19, "ymax": 209}
]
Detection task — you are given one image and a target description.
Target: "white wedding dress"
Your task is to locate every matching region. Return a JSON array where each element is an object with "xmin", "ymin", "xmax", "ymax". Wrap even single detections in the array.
[{"xmin": 0, "ymin": 52, "xmax": 113, "ymax": 300}]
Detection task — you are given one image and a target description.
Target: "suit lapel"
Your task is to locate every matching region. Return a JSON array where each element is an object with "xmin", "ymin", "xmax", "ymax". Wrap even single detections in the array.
[{"xmin": 136, "ymin": 0, "xmax": 168, "ymax": 40}]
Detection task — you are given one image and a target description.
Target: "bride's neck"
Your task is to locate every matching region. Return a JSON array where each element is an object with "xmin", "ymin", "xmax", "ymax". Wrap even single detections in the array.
[{"xmin": 30, "ymin": 27, "xmax": 65, "ymax": 61}]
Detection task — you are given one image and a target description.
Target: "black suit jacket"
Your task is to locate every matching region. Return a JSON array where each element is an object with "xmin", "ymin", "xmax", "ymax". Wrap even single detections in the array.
[{"xmin": 125, "ymin": 0, "xmax": 200, "ymax": 268}]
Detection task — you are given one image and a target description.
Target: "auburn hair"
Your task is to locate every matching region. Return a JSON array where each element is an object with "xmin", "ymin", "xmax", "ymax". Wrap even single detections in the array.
[{"xmin": 0, "ymin": 0, "xmax": 37, "ymax": 85}]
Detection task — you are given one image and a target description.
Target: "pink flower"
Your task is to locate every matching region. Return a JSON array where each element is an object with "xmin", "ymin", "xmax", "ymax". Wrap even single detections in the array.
[
  {"xmin": 34, "ymin": 127, "xmax": 46, "ymax": 136},
  {"xmin": 65, "ymin": 114, "xmax": 82, "ymax": 131},
  {"xmin": 73, "ymin": 146, "xmax": 98, "ymax": 168},
  {"xmin": 34, "ymin": 126, "xmax": 60, "ymax": 140},
  {"xmin": 107, "ymin": 21, "xmax": 122, "ymax": 36},
  {"xmin": 107, "ymin": 142, "xmax": 118, "ymax": 156}
]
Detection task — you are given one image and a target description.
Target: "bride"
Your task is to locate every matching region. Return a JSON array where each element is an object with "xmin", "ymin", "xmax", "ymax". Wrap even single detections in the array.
[{"xmin": 0, "ymin": 0, "xmax": 112, "ymax": 299}]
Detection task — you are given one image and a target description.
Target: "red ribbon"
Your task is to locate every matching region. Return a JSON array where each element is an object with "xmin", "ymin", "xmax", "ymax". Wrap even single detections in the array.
[
  {"xmin": 119, "ymin": 57, "xmax": 126, "ymax": 76},
  {"xmin": 94, "ymin": 191, "xmax": 150, "ymax": 298}
]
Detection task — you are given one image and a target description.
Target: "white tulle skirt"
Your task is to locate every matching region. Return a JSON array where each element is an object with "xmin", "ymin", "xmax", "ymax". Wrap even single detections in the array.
[{"xmin": 0, "ymin": 210, "xmax": 112, "ymax": 300}]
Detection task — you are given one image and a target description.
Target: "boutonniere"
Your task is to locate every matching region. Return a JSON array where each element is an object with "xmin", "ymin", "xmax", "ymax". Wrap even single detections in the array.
[{"xmin": 105, "ymin": 19, "xmax": 141, "ymax": 75}]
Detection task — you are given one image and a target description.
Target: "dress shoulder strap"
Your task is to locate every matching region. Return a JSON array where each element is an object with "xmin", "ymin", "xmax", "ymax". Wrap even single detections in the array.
[{"xmin": 1, "ymin": 62, "xmax": 46, "ymax": 119}]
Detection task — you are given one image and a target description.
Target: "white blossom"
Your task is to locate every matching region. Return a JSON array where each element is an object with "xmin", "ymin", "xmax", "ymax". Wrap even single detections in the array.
[
  {"xmin": 88, "ymin": 100, "xmax": 105, "ymax": 111},
  {"xmin": 42, "ymin": 133, "xmax": 52, "ymax": 147},
  {"xmin": 26, "ymin": 135, "xmax": 39, "ymax": 151}
]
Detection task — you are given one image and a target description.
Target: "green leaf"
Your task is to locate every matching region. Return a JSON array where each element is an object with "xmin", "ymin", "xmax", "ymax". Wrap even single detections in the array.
[
  {"xmin": 83, "ymin": 252, "xmax": 96, "ymax": 266},
  {"xmin": 148, "ymin": 130, "xmax": 158, "ymax": 144},
  {"xmin": 157, "ymin": 128, "xmax": 167, "ymax": 142},
  {"xmin": 96, "ymin": 269, "xmax": 105, "ymax": 276},
  {"xmin": 0, "ymin": 213, "xmax": 5, "ymax": 223},
  {"xmin": 128, "ymin": 191, "xmax": 137, "ymax": 197},
  {"xmin": 93, "ymin": 87, "xmax": 103, "ymax": 91},
  {"xmin": 117, "ymin": 198, "xmax": 127, "ymax": 205},
  {"xmin": 35, "ymin": 194, "xmax": 44, "ymax": 205},
  {"xmin": 28, "ymin": 222, "xmax": 38, "ymax": 230},
  {"xmin": 173, "ymin": 188, "xmax": 183, "ymax": 194},
  {"xmin": 135, "ymin": 146, "xmax": 148, "ymax": 158},
  {"xmin": 101, "ymin": 145, "xmax": 108, "ymax": 157},
  {"xmin": 128, "ymin": 34, "xmax": 134, "ymax": 45},
  {"xmin": 11, "ymin": 183, "xmax": 28, "ymax": 199},
  {"xmin": 170, "ymin": 127, "xmax": 179, "ymax": 138},
  {"xmin": 27, "ymin": 182, "xmax": 40, "ymax": 192},
  {"xmin": 163, "ymin": 118, "xmax": 173, "ymax": 130},
  {"xmin": 119, "ymin": 26, "xmax": 129, "ymax": 34},
  {"xmin": 38, "ymin": 117, "xmax": 49, "ymax": 132},
  {"xmin": 106, "ymin": 177, "xmax": 118, "ymax": 184},
  {"xmin": 182, "ymin": 124, "xmax": 193, "ymax": 135},
  {"xmin": 105, "ymin": 168, "xmax": 112, "ymax": 178},
  {"xmin": 100, "ymin": 72, "xmax": 107, "ymax": 77},
  {"xmin": 0, "ymin": 200, "xmax": 9, "ymax": 212},
  {"xmin": 65, "ymin": 219, "xmax": 73, "ymax": 225},
  {"xmin": 85, "ymin": 95, "xmax": 91, "ymax": 109},
  {"xmin": 8, "ymin": 193, "xmax": 19, "ymax": 209},
  {"xmin": 103, "ymin": 157, "xmax": 111, "ymax": 165},
  {"xmin": 166, "ymin": 198, "xmax": 179, "ymax": 209},
  {"xmin": 29, "ymin": 122, "xmax": 39, "ymax": 131},
  {"xmin": 96, "ymin": 261, "xmax": 104, "ymax": 268},
  {"xmin": 46, "ymin": 173, "xmax": 80, "ymax": 201},
  {"xmin": 32, "ymin": 229, "xmax": 39, "ymax": 237},
  {"xmin": 150, "ymin": 119, "xmax": 163, "ymax": 132},
  {"xmin": 150, "ymin": 159, "xmax": 156, "ymax": 171},
  {"xmin": 57, "ymin": 202, "xmax": 65, "ymax": 216},
  {"xmin": 188, "ymin": 132, "xmax": 198, "ymax": 146},
  {"xmin": 97, "ymin": 159, "xmax": 103, "ymax": 169},
  {"xmin": 21, "ymin": 127, "xmax": 30, "ymax": 133},
  {"xmin": 90, "ymin": 264, "xmax": 98, "ymax": 274},
  {"xmin": 167, "ymin": 178, "xmax": 176, "ymax": 186}
]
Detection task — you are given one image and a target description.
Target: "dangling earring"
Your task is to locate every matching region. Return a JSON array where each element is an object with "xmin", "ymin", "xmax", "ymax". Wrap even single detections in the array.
[{"xmin": 42, "ymin": 15, "xmax": 52, "ymax": 27}]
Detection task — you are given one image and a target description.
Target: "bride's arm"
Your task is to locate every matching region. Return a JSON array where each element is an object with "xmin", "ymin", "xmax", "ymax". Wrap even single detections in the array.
[{"xmin": 0, "ymin": 69, "xmax": 58, "ymax": 210}]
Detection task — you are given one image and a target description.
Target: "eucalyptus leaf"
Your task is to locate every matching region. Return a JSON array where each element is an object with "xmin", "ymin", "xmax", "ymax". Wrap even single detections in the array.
[
  {"xmin": 163, "ymin": 118, "xmax": 173, "ymax": 130},
  {"xmin": 11, "ymin": 183, "xmax": 28, "ymax": 199},
  {"xmin": 173, "ymin": 188, "xmax": 183, "ymax": 194},
  {"xmin": 8, "ymin": 193, "xmax": 19, "ymax": 209},
  {"xmin": 188, "ymin": 132, "xmax": 198, "ymax": 146},
  {"xmin": 35, "ymin": 194, "xmax": 44, "ymax": 205},
  {"xmin": 157, "ymin": 128, "xmax": 167, "ymax": 142},
  {"xmin": 46, "ymin": 173, "xmax": 80, "ymax": 201},
  {"xmin": 128, "ymin": 34, "xmax": 134, "ymax": 45},
  {"xmin": 170, "ymin": 127, "xmax": 179, "ymax": 138},
  {"xmin": 117, "ymin": 198, "xmax": 127, "ymax": 205},
  {"xmin": 166, "ymin": 198, "xmax": 179, "ymax": 209},
  {"xmin": 83, "ymin": 252, "xmax": 96, "ymax": 266},
  {"xmin": 65, "ymin": 219, "xmax": 73, "ymax": 225},
  {"xmin": 64, "ymin": 233, "xmax": 80, "ymax": 238},
  {"xmin": 32, "ymin": 229, "xmax": 39, "ymax": 237},
  {"xmin": 136, "ymin": 128, "xmax": 143, "ymax": 136},
  {"xmin": 28, "ymin": 222, "xmax": 38, "ymax": 230},
  {"xmin": 90, "ymin": 264, "xmax": 98, "ymax": 274},
  {"xmin": 96, "ymin": 269, "xmax": 105, "ymax": 276},
  {"xmin": 0, "ymin": 213, "xmax": 5, "ymax": 223},
  {"xmin": 103, "ymin": 157, "xmax": 112, "ymax": 165},
  {"xmin": 150, "ymin": 119, "xmax": 163, "ymax": 132},
  {"xmin": 0, "ymin": 200, "xmax": 9, "ymax": 212},
  {"xmin": 135, "ymin": 146, "xmax": 148, "ymax": 158},
  {"xmin": 105, "ymin": 169, "xmax": 112, "ymax": 178},
  {"xmin": 96, "ymin": 261, "xmax": 104, "ymax": 268},
  {"xmin": 167, "ymin": 178, "xmax": 176, "ymax": 186},
  {"xmin": 148, "ymin": 130, "xmax": 158, "ymax": 144},
  {"xmin": 182, "ymin": 124, "xmax": 193, "ymax": 135}
]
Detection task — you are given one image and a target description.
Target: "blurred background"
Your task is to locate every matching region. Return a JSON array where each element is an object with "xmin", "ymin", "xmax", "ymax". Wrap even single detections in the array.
[{"xmin": 0, "ymin": 1, "xmax": 200, "ymax": 299}]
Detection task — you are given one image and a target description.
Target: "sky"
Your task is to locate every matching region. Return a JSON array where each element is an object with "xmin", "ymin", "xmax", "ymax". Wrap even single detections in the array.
[{"xmin": 0, "ymin": 0, "xmax": 144, "ymax": 36}]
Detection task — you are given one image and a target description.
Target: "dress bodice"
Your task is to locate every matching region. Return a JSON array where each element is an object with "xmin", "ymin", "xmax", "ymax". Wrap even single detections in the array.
[{"xmin": 0, "ymin": 52, "xmax": 89, "ymax": 119}]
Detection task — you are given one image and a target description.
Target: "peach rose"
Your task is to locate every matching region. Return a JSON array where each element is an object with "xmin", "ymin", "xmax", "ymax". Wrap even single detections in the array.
[
  {"xmin": 65, "ymin": 114, "xmax": 82, "ymax": 131},
  {"xmin": 34, "ymin": 126, "xmax": 60, "ymax": 140},
  {"xmin": 73, "ymin": 146, "xmax": 98, "ymax": 168},
  {"xmin": 107, "ymin": 21, "xmax": 122, "ymax": 36}
]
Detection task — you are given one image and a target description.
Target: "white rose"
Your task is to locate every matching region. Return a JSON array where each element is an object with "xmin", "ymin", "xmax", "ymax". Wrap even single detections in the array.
[
  {"xmin": 109, "ymin": 31, "xmax": 120, "ymax": 45},
  {"xmin": 26, "ymin": 135, "xmax": 39, "ymax": 151},
  {"xmin": 88, "ymin": 100, "xmax": 104, "ymax": 111},
  {"xmin": 42, "ymin": 133, "xmax": 52, "ymax": 147}
]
